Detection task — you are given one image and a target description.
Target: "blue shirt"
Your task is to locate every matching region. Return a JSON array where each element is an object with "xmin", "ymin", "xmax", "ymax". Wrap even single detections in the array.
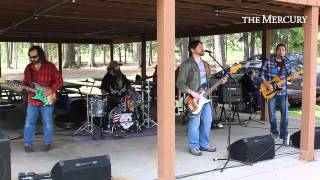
[
  {"xmin": 259, "ymin": 55, "xmax": 293, "ymax": 95},
  {"xmin": 196, "ymin": 60, "xmax": 207, "ymax": 86}
]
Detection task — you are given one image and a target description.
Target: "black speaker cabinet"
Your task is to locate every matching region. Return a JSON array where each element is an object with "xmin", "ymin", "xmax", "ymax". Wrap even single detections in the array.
[
  {"xmin": 229, "ymin": 135, "xmax": 275, "ymax": 163},
  {"xmin": 51, "ymin": 155, "xmax": 111, "ymax": 180},
  {"xmin": 218, "ymin": 81, "xmax": 242, "ymax": 104},
  {"xmin": 0, "ymin": 129, "xmax": 11, "ymax": 180},
  {"xmin": 291, "ymin": 127, "xmax": 320, "ymax": 149}
]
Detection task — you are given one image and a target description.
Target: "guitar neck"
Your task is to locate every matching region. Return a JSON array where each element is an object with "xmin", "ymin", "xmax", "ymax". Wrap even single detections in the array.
[
  {"xmin": 203, "ymin": 77, "xmax": 225, "ymax": 97},
  {"xmin": 6, "ymin": 80, "xmax": 37, "ymax": 93}
]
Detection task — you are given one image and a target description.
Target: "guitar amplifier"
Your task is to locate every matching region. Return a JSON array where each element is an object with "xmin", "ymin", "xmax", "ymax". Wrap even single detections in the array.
[{"xmin": 218, "ymin": 81, "xmax": 242, "ymax": 104}]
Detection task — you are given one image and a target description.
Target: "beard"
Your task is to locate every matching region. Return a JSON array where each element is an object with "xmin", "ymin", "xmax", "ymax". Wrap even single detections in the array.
[
  {"xmin": 114, "ymin": 69, "xmax": 122, "ymax": 76},
  {"xmin": 31, "ymin": 59, "xmax": 41, "ymax": 64}
]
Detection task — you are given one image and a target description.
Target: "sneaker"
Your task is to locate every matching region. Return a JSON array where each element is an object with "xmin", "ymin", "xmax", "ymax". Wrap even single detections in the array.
[
  {"xmin": 271, "ymin": 133, "xmax": 279, "ymax": 139},
  {"xmin": 199, "ymin": 146, "xmax": 217, "ymax": 152},
  {"xmin": 189, "ymin": 148, "xmax": 202, "ymax": 156},
  {"xmin": 24, "ymin": 146, "xmax": 34, "ymax": 153},
  {"xmin": 42, "ymin": 144, "xmax": 52, "ymax": 152}
]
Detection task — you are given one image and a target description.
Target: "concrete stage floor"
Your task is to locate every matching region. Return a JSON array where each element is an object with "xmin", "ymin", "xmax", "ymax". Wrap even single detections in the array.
[{"xmin": 2, "ymin": 103, "xmax": 320, "ymax": 180}]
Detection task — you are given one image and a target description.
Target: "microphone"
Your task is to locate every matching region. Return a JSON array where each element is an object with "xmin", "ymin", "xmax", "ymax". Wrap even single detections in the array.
[{"xmin": 204, "ymin": 50, "xmax": 213, "ymax": 53}]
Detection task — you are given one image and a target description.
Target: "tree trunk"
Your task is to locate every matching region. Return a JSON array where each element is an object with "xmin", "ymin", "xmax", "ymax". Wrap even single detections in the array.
[
  {"xmin": 250, "ymin": 32, "xmax": 256, "ymax": 57},
  {"xmin": 243, "ymin": 32, "xmax": 249, "ymax": 60},
  {"xmin": 135, "ymin": 42, "xmax": 142, "ymax": 68},
  {"xmin": 103, "ymin": 45, "xmax": 106, "ymax": 65},
  {"xmin": 214, "ymin": 35, "xmax": 226, "ymax": 67},
  {"xmin": 62, "ymin": 44, "xmax": 76, "ymax": 68},
  {"xmin": 131, "ymin": 43, "xmax": 134, "ymax": 62},
  {"xmin": 148, "ymin": 41, "xmax": 152, "ymax": 66},
  {"xmin": 124, "ymin": 46, "xmax": 127, "ymax": 64},
  {"xmin": 14, "ymin": 43, "xmax": 18, "ymax": 69},
  {"xmin": 75, "ymin": 45, "xmax": 82, "ymax": 67},
  {"xmin": 87, "ymin": 44, "xmax": 96, "ymax": 67},
  {"xmin": 181, "ymin": 38, "xmax": 189, "ymax": 61},
  {"xmin": 4, "ymin": 42, "xmax": 13, "ymax": 69},
  {"xmin": 118, "ymin": 45, "xmax": 122, "ymax": 62}
]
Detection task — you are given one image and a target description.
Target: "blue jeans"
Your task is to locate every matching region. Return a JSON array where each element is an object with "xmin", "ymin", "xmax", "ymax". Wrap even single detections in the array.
[
  {"xmin": 268, "ymin": 95, "xmax": 288, "ymax": 139},
  {"xmin": 24, "ymin": 104, "xmax": 54, "ymax": 146},
  {"xmin": 188, "ymin": 103, "xmax": 213, "ymax": 149}
]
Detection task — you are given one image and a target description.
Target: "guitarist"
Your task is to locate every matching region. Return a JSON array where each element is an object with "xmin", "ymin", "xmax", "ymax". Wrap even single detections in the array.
[
  {"xmin": 19, "ymin": 46, "xmax": 63, "ymax": 153},
  {"xmin": 259, "ymin": 43, "xmax": 294, "ymax": 144},
  {"xmin": 177, "ymin": 40, "xmax": 227, "ymax": 156}
]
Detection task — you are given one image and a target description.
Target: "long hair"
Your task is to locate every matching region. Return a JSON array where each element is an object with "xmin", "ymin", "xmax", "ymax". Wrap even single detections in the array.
[
  {"xmin": 28, "ymin": 45, "xmax": 46, "ymax": 63},
  {"xmin": 188, "ymin": 40, "xmax": 202, "ymax": 57}
]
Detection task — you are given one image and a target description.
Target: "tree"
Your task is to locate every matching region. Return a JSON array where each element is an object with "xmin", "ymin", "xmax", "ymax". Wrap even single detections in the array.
[
  {"xmin": 134, "ymin": 42, "xmax": 142, "ymax": 68},
  {"xmin": 250, "ymin": 32, "xmax": 256, "ymax": 57},
  {"xmin": 148, "ymin": 41, "xmax": 153, "ymax": 66},
  {"xmin": 181, "ymin": 38, "xmax": 189, "ymax": 61},
  {"xmin": 87, "ymin": 44, "xmax": 96, "ymax": 67},
  {"xmin": 75, "ymin": 45, "xmax": 82, "ymax": 67},
  {"xmin": 118, "ymin": 45, "xmax": 122, "ymax": 62},
  {"xmin": 243, "ymin": 32, "xmax": 249, "ymax": 60},
  {"xmin": 62, "ymin": 44, "xmax": 76, "ymax": 68},
  {"xmin": 214, "ymin": 35, "xmax": 226, "ymax": 67},
  {"xmin": 2, "ymin": 42, "xmax": 14, "ymax": 69}
]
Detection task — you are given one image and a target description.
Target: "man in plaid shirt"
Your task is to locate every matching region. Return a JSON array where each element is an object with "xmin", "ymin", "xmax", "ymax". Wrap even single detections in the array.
[
  {"xmin": 260, "ymin": 44, "xmax": 294, "ymax": 144},
  {"xmin": 20, "ymin": 46, "xmax": 63, "ymax": 153}
]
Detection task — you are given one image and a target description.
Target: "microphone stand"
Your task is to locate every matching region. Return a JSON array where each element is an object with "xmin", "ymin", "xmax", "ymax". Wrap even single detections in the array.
[
  {"xmin": 282, "ymin": 58, "xmax": 290, "ymax": 146},
  {"xmin": 207, "ymin": 52, "xmax": 250, "ymax": 172}
]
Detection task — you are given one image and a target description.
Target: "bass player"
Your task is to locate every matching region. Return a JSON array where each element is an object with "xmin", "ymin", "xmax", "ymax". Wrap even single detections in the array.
[{"xmin": 176, "ymin": 40, "xmax": 227, "ymax": 156}]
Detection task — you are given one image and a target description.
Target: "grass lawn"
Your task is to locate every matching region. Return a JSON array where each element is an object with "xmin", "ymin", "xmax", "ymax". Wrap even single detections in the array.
[{"xmin": 289, "ymin": 105, "xmax": 320, "ymax": 120}]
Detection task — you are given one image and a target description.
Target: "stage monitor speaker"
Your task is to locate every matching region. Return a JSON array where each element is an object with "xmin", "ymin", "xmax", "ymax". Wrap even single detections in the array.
[
  {"xmin": 0, "ymin": 129, "xmax": 11, "ymax": 180},
  {"xmin": 218, "ymin": 81, "xmax": 242, "ymax": 104},
  {"xmin": 291, "ymin": 127, "xmax": 320, "ymax": 149},
  {"xmin": 229, "ymin": 135, "xmax": 275, "ymax": 163},
  {"xmin": 51, "ymin": 155, "xmax": 111, "ymax": 180}
]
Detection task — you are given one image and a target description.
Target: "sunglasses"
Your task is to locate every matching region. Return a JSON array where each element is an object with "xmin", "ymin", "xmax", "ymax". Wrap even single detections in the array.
[{"xmin": 29, "ymin": 55, "xmax": 38, "ymax": 59}]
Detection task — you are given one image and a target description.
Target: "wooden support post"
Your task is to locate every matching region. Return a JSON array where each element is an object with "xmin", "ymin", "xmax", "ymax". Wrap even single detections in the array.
[
  {"xmin": 58, "ymin": 43, "xmax": 62, "ymax": 75},
  {"xmin": 261, "ymin": 26, "xmax": 271, "ymax": 121},
  {"xmin": 300, "ymin": 6, "xmax": 319, "ymax": 161},
  {"xmin": 157, "ymin": 0, "xmax": 176, "ymax": 179}
]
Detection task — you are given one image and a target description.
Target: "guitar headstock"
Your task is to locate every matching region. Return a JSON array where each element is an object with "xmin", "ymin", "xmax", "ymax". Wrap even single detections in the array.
[
  {"xmin": 0, "ymin": 78, "xmax": 6, "ymax": 84},
  {"xmin": 229, "ymin": 63, "xmax": 243, "ymax": 74}
]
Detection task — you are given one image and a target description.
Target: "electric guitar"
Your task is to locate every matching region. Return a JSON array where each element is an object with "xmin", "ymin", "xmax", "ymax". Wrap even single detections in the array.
[
  {"xmin": 0, "ymin": 79, "xmax": 56, "ymax": 106},
  {"xmin": 184, "ymin": 63, "xmax": 243, "ymax": 115},
  {"xmin": 261, "ymin": 69, "xmax": 303, "ymax": 100}
]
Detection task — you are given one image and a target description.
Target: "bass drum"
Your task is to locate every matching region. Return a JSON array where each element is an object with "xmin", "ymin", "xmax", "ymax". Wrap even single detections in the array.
[{"xmin": 108, "ymin": 105, "xmax": 140, "ymax": 134}]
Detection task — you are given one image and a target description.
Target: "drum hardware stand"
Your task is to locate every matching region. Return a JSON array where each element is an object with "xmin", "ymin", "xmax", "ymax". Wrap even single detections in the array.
[
  {"xmin": 140, "ymin": 81, "xmax": 157, "ymax": 128},
  {"xmin": 73, "ymin": 85, "xmax": 102, "ymax": 137}
]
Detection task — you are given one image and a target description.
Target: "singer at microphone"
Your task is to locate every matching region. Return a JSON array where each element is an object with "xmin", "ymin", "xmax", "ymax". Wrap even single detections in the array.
[{"xmin": 259, "ymin": 43, "xmax": 295, "ymax": 144}]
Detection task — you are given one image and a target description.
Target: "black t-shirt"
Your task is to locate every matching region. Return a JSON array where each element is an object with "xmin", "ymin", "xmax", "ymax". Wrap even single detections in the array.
[{"xmin": 100, "ymin": 72, "xmax": 131, "ymax": 96}]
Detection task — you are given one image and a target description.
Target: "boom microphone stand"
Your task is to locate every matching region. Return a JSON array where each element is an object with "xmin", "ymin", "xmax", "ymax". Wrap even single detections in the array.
[{"xmin": 206, "ymin": 51, "xmax": 250, "ymax": 172}]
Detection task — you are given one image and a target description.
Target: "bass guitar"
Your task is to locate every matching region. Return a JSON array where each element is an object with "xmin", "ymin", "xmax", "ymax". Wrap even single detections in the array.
[
  {"xmin": 0, "ymin": 79, "xmax": 56, "ymax": 106},
  {"xmin": 184, "ymin": 63, "xmax": 243, "ymax": 115}
]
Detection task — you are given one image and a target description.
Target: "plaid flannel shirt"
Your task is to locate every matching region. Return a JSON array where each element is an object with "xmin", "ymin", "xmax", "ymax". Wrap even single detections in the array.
[{"xmin": 259, "ymin": 55, "xmax": 293, "ymax": 96}]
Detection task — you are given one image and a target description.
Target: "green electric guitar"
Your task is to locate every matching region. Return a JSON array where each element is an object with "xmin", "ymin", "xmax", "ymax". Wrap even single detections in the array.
[{"xmin": 0, "ymin": 79, "xmax": 56, "ymax": 106}]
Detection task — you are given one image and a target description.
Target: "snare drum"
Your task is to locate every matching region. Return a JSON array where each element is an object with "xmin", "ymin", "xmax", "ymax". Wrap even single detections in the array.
[{"xmin": 89, "ymin": 98, "xmax": 108, "ymax": 117}]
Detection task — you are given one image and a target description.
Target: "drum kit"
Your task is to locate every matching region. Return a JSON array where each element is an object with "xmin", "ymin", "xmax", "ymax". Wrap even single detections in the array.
[{"xmin": 73, "ymin": 80, "xmax": 157, "ymax": 138}]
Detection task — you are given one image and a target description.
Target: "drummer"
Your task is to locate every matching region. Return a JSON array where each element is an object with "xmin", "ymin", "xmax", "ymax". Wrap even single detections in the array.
[{"xmin": 100, "ymin": 61, "xmax": 132, "ymax": 110}]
